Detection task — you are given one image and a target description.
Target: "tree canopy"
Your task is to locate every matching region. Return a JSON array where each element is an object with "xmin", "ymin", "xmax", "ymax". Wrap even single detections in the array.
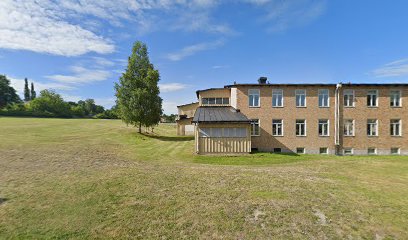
[
  {"xmin": 115, "ymin": 41, "xmax": 162, "ymax": 132},
  {"xmin": 0, "ymin": 75, "xmax": 21, "ymax": 108}
]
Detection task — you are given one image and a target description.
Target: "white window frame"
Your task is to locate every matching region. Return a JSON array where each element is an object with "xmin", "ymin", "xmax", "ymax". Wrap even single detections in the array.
[
  {"xmin": 343, "ymin": 148, "xmax": 353, "ymax": 155},
  {"xmin": 344, "ymin": 119, "xmax": 355, "ymax": 136},
  {"xmin": 367, "ymin": 148, "xmax": 377, "ymax": 155},
  {"xmin": 318, "ymin": 119, "xmax": 329, "ymax": 137},
  {"xmin": 296, "ymin": 119, "xmax": 307, "ymax": 136},
  {"xmin": 367, "ymin": 119, "xmax": 378, "ymax": 136},
  {"xmin": 296, "ymin": 147, "xmax": 305, "ymax": 154},
  {"xmin": 390, "ymin": 119, "xmax": 401, "ymax": 136},
  {"xmin": 250, "ymin": 119, "xmax": 260, "ymax": 136},
  {"xmin": 319, "ymin": 147, "xmax": 328, "ymax": 154},
  {"xmin": 391, "ymin": 148, "xmax": 400, "ymax": 155},
  {"xmin": 390, "ymin": 90, "xmax": 401, "ymax": 107},
  {"xmin": 318, "ymin": 89, "xmax": 330, "ymax": 107},
  {"xmin": 272, "ymin": 89, "xmax": 283, "ymax": 107},
  {"xmin": 343, "ymin": 89, "xmax": 355, "ymax": 107},
  {"xmin": 272, "ymin": 119, "xmax": 283, "ymax": 136},
  {"xmin": 367, "ymin": 90, "xmax": 378, "ymax": 107},
  {"xmin": 248, "ymin": 89, "xmax": 260, "ymax": 107},
  {"xmin": 295, "ymin": 89, "xmax": 307, "ymax": 107}
]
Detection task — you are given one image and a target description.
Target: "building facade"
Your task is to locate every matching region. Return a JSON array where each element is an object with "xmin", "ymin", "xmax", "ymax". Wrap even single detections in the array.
[{"xmin": 178, "ymin": 78, "xmax": 408, "ymax": 155}]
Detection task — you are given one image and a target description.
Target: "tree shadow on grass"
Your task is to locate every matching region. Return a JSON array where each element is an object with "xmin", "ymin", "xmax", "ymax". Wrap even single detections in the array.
[
  {"xmin": 141, "ymin": 133, "xmax": 194, "ymax": 142},
  {"xmin": 0, "ymin": 198, "xmax": 8, "ymax": 205}
]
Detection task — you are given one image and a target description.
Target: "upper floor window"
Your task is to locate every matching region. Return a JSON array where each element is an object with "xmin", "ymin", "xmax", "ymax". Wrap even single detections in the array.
[
  {"xmin": 318, "ymin": 119, "xmax": 329, "ymax": 136},
  {"xmin": 390, "ymin": 90, "xmax": 401, "ymax": 107},
  {"xmin": 201, "ymin": 98, "xmax": 229, "ymax": 105},
  {"xmin": 272, "ymin": 119, "xmax": 283, "ymax": 136},
  {"xmin": 249, "ymin": 89, "xmax": 260, "ymax": 107},
  {"xmin": 272, "ymin": 89, "xmax": 283, "ymax": 107},
  {"xmin": 390, "ymin": 119, "xmax": 401, "ymax": 136},
  {"xmin": 296, "ymin": 119, "xmax": 306, "ymax": 136},
  {"xmin": 367, "ymin": 90, "xmax": 378, "ymax": 107},
  {"xmin": 367, "ymin": 119, "xmax": 378, "ymax": 136},
  {"xmin": 318, "ymin": 89, "xmax": 329, "ymax": 107},
  {"xmin": 344, "ymin": 119, "xmax": 354, "ymax": 136},
  {"xmin": 250, "ymin": 119, "xmax": 260, "ymax": 136},
  {"xmin": 343, "ymin": 89, "xmax": 355, "ymax": 107},
  {"xmin": 295, "ymin": 89, "xmax": 306, "ymax": 107}
]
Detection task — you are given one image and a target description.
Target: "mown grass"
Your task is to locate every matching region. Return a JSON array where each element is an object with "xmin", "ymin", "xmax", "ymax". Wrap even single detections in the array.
[{"xmin": 0, "ymin": 117, "xmax": 407, "ymax": 239}]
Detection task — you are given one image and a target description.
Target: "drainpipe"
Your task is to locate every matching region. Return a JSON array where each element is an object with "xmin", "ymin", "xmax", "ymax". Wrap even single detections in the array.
[{"xmin": 334, "ymin": 83, "xmax": 342, "ymax": 154}]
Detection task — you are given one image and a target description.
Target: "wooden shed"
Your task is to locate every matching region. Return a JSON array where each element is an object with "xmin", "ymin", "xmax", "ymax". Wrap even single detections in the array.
[{"xmin": 192, "ymin": 107, "xmax": 251, "ymax": 154}]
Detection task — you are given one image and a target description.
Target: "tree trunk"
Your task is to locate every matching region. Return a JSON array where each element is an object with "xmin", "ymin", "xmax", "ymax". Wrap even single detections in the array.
[{"xmin": 138, "ymin": 122, "xmax": 141, "ymax": 133}]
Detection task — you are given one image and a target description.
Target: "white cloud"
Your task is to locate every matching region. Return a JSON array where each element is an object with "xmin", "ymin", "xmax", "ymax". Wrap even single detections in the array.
[
  {"xmin": 0, "ymin": 0, "xmax": 115, "ymax": 56},
  {"xmin": 372, "ymin": 58, "xmax": 408, "ymax": 77},
  {"xmin": 212, "ymin": 65, "xmax": 229, "ymax": 69},
  {"xmin": 162, "ymin": 101, "xmax": 179, "ymax": 114},
  {"xmin": 159, "ymin": 83, "xmax": 188, "ymax": 93},
  {"xmin": 165, "ymin": 39, "xmax": 225, "ymax": 61},
  {"xmin": 252, "ymin": 0, "xmax": 327, "ymax": 32},
  {"xmin": 9, "ymin": 77, "xmax": 74, "ymax": 96},
  {"xmin": 46, "ymin": 66, "xmax": 111, "ymax": 84}
]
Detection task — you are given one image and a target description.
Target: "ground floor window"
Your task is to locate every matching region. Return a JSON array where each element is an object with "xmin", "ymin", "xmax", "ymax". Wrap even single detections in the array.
[
  {"xmin": 367, "ymin": 119, "xmax": 378, "ymax": 136},
  {"xmin": 199, "ymin": 127, "xmax": 247, "ymax": 138},
  {"xmin": 343, "ymin": 148, "xmax": 353, "ymax": 155},
  {"xmin": 319, "ymin": 147, "xmax": 328, "ymax": 154},
  {"xmin": 272, "ymin": 119, "xmax": 283, "ymax": 136},
  {"xmin": 296, "ymin": 119, "xmax": 306, "ymax": 136},
  {"xmin": 296, "ymin": 147, "xmax": 305, "ymax": 154},
  {"xmin": 318, "ymin": 119, "xmax": 329, "ymax": 136},
  {"xmin": 273, "ymin": 148, "xmax": 281, "ymax": 153},
  {"xmin": 251, "ymin": 119, "xmax": 260, "ymax": 136},
  {"xmin": 391, "ymin": 148, "xmax": 400, "ymax": 155},
  {"xmin": 367, "ymin": 148, "xmax": 377, "ymax": 155}
]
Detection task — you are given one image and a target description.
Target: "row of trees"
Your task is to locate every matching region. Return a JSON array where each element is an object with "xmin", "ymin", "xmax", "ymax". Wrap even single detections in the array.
[
  {"xmin": 0, "ymin": 75, "xmax": 118, "ymax": 118},
  {"xmin": 1, "ymin": 40, "xmax": 165, "ymax": 130}
]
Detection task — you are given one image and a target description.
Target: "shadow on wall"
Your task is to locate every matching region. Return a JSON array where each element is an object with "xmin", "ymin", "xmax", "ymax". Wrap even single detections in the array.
[
  {"xmin": 253, "ymin": 127, "xmax": 298, "ymax": 154},
  {"xmin": 141, "ymin": 133, "xmax": 194, "ymax": 142}
]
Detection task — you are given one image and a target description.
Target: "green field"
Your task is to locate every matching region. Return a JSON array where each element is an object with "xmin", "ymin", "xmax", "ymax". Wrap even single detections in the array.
[{"xmin": 0, "ymin": 117, "xmax": 407, "ymax": 239}]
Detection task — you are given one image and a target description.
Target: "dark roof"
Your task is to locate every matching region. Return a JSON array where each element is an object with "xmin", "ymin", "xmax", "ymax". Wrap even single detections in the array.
[
  {"xmin": 177, "ymin": 102, "xmax": 198, "ymax": 108},
  {"xmin": 192, "ymin": 107, "xmax": 251, "ymax": 123},
  {"xmin": 224, "ymin": 82, "xmax": 408, "ymax": 88}
]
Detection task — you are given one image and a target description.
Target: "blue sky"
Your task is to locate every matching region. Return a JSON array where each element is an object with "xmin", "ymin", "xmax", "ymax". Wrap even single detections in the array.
[{"xmin": 1, "ymin": 0, "xmax": 408, "ymax": 113}]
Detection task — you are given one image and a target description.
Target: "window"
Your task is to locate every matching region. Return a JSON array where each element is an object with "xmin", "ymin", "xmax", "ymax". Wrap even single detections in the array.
[
  {"xmin": 391, "ymin": 148, "xmax": 400, "ymax": 155},
  {"xmin": 367, "ymin": 90, "xmax": 378, "ymax": 107},
  {"xmin": 250, "ymin": 119, "xmax": 260, "ymax": 136},
  {"xmin": 201, "ymin": 98, "xmax": 229, "ymax": 105},
  {"xmin": 249, "ymin": 89, "xmax": 260, "ymax": 107},
  {"xmin": 368, "ymin": 148, "xmax": 377, "ymax": 155},
  {"xmin": 318, "ymin": 89, "xmax": 329, "ymax": 107},
  {"xmin": 367, "ymin": 119, "xmax": 378, "ymax": 136},
  {"xmin": 295, "ymin": 89, "xmax": 306, "ymax": 107},
  {"xmin": 318, "ymin": 119, "xmax": 329, "ymax": 136},
  {"xmin": 272, "ymin": 89, "xmax": 283, "ymax": 107},
  {"xmin": 296, "ymin": 148, "xmax": 305, "ymax": 154},
  {"xmin": 320, "ymin": 147, "xmax": 328, "ymax": 154},
  {"xmin": 344, "ymin": 119, "xmax": 354, "ymax": 136},
  {"xmin": 296, "ymin": 119, "xmax": 306, "ymax": 136},
  {"xmin": 344, "ymin": 148, "xmax": 353, "ymax": 155},
  {"xmin": 390, "ymin": 119, "xmax": 401, "ymax": 136},
  {"xmin": 272, "ymin": 119, "xmax": 283, "ymax": 136},
  {"xmin": 390, "ymin": 90, "xmax": 401, "ymax": 107},
  {"xmin": 273, "ymin": 148, "xmax": 282, "ymax": 153},
  {"xmin": 343, "ymin": 89, "xmax": 355, "ymax": 107},
  {"xmin": 200, "ymin": 128, "xmax": 247, "ymax": 138}
]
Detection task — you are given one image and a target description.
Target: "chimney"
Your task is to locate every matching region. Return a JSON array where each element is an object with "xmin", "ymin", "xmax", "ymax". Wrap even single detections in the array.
[{"xmin": 258, "ymin": 77, "xmax": 267, "ymax": 84}]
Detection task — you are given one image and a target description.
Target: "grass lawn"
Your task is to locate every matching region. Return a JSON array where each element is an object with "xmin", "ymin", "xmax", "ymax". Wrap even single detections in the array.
[{"xmin": 1, "ymin": 117, "xmax": 407, "ymax": 239}]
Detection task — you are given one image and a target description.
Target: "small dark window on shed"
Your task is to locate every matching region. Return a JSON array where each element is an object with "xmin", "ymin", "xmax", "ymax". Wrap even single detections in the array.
[{"xmin": 216, "ymin": 98, "xmax": 223, "ymax": 104}]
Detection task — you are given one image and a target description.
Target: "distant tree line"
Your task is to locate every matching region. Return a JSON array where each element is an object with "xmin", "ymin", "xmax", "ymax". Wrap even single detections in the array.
[
  {"xmin": 0, "ymin": 74, "xmax": 119, "ymax": 119},
  {"xmin": 161, "ymin": 114, "xmax": 177, "ymax": 123}
]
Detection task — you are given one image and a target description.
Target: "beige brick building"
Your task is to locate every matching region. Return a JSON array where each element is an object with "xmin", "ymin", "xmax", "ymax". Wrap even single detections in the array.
[{"xmin": 178, "ymin": 77, "xmax": 408, "ymax": 155}]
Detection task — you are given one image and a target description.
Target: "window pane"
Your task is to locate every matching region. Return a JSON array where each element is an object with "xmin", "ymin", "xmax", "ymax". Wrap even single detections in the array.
[
  {"xmin": 209, "ymin": 98, "xmax": 215, "ymax": 104},
  {"xmin": 202, "ymin": 98, "xmax": 208, "ymax": 104},
  {"xmin": 199, "ymin": 128, "xmax": 210, "ymax": 137},
  {"xmin": 215, "ymin": 98, "xmax": 223, "ymax": 104},
  {"xmin": 223, "ymin": 98, "xmax": 229, "ymax": 104}
]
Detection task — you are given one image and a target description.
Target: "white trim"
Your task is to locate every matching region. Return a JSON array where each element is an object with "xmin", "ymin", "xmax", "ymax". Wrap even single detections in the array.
[
  {"xmin": 295, "ymin": 89, "xmax": 307, "ymax": 107},
  {"xmin": 367, "ymin": 89, "xmax": 379, "ymax": 107},
  {"xmin": 272, "ymin": 89, "xmax": 284, "ymax": 107},
  {"xmin": 343, "ymin": 148, "xmax": 354, "ymax": 155},
  {"xmin": 367, "ymin": 147, "xmax": 377, "ymax": 155},
  {"xmin": 318, "ymin": 119, "xmax": 330, "ymax": 137},
  {"xmin": 344, "ymin": 119, "xmax": 355, "ymax": 136},
  {"xmin": 318, "ymin": 89, "xmax": 330, "ymax": 108},
  {"xmin": 248, "ymin": 89, "xmax": 260, "ymax": 108},
  {"xmin": 390, "ymin": 89, "xmax": 402, "ymax": 107},
  {"xmin": 296, "ymin": 119, "xmax": 307, "ymax": 136},
  {"xmin": 343, "ymin": 89, "xmax": 355, "ymax": 107},
  {"xmin": 250, "ymin": 119, "xmax": 260, "ymax": 136},
  {"xmin": 272, "ymin": 119, "xmax": 284, "ymax": 136}
]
